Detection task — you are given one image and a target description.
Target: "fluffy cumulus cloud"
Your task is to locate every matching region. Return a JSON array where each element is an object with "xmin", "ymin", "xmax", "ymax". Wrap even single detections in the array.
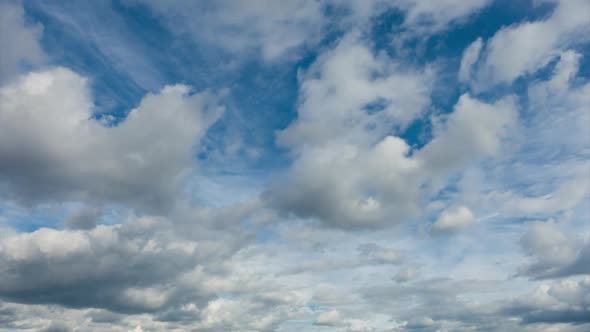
[
  {"xmin": 430, "ymin": 206, "xmax": 475, "ymax": 234},
  {"xmin": 0, "ymin": 67, "xmax": 222, "ymax": 212},
  {"xmin": 268, "ymin": 73, "xmax": 516, "ymax": 227},
  {"xmin": 0, "ymin": 0, "xmax": 589, "ymax": 331}
]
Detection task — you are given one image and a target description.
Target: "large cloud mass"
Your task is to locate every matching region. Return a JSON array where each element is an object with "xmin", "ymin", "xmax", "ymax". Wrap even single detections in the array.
[{"xmin": 0, "ymin": 67, "xmax": 222, "ymax": 212}]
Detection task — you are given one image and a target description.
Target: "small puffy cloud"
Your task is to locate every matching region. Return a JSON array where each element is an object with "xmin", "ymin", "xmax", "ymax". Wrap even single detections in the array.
[
  {"xmin": 431, "ymin": 206, "xmax": 475, "ymax": 235},
  {"xmin": 0, "ymin": 67, "xmax": 223, "ymax": 212},
  {"xmin": 314, "ymin": 309, "xmax": 342, "ymax": 326}
]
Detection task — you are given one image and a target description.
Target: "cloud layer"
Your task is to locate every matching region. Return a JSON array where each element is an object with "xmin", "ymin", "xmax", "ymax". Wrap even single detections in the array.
[{"xmin": 0, "ymin": 0, "xmax": 588, "ymax": 331}]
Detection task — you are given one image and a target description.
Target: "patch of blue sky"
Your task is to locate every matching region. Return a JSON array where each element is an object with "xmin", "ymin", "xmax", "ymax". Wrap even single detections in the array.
[
  {"xmin": 23, "ymin": 1, "xmax": 150, "ymax": 115},
  {"xmin": 0, "ymin": 202, "xmax": 67, "ymax": 232}
]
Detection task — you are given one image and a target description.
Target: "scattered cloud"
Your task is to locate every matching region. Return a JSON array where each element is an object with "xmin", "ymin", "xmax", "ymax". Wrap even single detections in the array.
[
  {"xmin": 469, "ymin": 0, "xmax": 590, "ymax": 90},
  {"xmin": 0, "ymin": 1, "xmax": 588, "ymax": 331}
]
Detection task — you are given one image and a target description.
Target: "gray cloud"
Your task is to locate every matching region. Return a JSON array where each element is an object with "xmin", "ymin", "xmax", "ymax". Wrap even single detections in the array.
[
  {"xmin": 62, "ymin": 207, "xmax": 99, "ymax": 230},
  {"xmin": 0, "ymin": 1, "xmax": 45, "ymax": 82},
  {"xmin": 0, "ymin": 218, "xmax": 200, "ymax": 313},
  {"xmin": 502, "ymin": 277, "xmax": 590, "ymax": 325},
  {"xmin": 519, "ymin": 221, "xmax": 590, "ymax": 279}
]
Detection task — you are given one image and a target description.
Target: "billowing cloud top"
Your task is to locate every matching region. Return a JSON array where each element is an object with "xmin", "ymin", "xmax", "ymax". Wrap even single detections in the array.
[{"xmin": 0, "ymin": 0, "xmax": 589, "ymax": 331}]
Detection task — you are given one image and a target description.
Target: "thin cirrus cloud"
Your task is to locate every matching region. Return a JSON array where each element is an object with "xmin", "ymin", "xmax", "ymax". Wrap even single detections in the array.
[{"xmin": 0, "ymin": 0, "xmax": 589, "ymax": 331}]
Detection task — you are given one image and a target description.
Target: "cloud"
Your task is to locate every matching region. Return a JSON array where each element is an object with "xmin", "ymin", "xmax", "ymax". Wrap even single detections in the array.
[
  {"xmin": 314, "ymin": 309, "xmax": 342, "ymax": 326},
  {"xmin": 503, "ymin": 277, "xmax": 590, "ymax": 325},
  {"xmin": 0, "ymin": 2, "xmax": 589, "ymax": 331},
  {"xmin": 393, "ymin": 266, "xmax": 419, "ymax": 283},
  {"xmin": 470, "ymin": 0, "xmax": 590, "ymax": 90},
  {"xmin": 130, "ymin": 0, "xmax": 496, "ymax": 64},
  {"xmin": 0, "ymin": 217, "xmax": 198, "ymax": 313},
  {"xmin": 398, "ymin": 0, "xmax": 492, "ymax": 33},
  {"xmin": 268, "ymin": 87, "xmax": 516, "ymax": 227},
  {"xmin": 276, "ymin": 33, "xmax": 433, "ymax": 148},
  {"xmin": 519, "ymin": 221, "xmax": 590, "ymax": 279},
  {"xmin": 416, "ymin": 93, "xmax": 517, "ymax": 174},
  {"xmin": 62, "ymin": 207, "xmax": 99, "ymax": 230},
  {"xmin": 430, "ymin": 206, "xmax": 475, "ymax": 235},
  {"xmin": 358, "ymin": 243, "xmax": 403, "ymax": 265},
  {"xmin": 0, "ymin": 67, "xmax": 222, "ymax": 212},
  {"xmin": 129, "ymin": 0, "xmax": 326, "ymax": 62},
  {"xmin": 0, "ymin": 1, "xmax": 45, "ymax": 82},
  {"xmin": 450, "ymin": 50, "xmax": 589, "ymax": 224},
  {"xmin": 458, "ymin": 37, "xmax": 483, "ymax": 83}
]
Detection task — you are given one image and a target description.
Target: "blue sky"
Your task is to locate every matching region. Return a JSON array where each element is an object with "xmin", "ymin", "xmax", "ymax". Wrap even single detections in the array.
[{"xmin": 0, "ymin": 0, "xmax": 589, "ymax": 331}]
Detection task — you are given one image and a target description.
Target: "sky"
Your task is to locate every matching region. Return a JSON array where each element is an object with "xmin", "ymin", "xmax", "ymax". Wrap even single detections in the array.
[{"xmin": 0, "ymin": 0, "xmax": 589, "ymax": 331}]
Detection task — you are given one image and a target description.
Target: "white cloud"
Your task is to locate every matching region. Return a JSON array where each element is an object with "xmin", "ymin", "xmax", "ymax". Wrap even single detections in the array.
[
  {"xmin": 458, "ymin": 37, "xmax": 483, "ymax": 83},
  {"xmin": 451, "ymin": 50, "xmax": 589, "ymax": 224},
  {"xmin": 277, "ymin": 33, "xmax": 433, "ymax": 149},
  {"xmin": 416, "ymin": 93, "xmax": 517, "ymax": 174},
  {"xmin": 314, "ymin": 309, "xmax": 342, "ymax": 326},
  {"xmin": 0, "ymin": 2, "xmax": 589, "ymax": 332},
  {"xmin": 398, "ymin": 0, "xmax": 492, "ymax": 33},
  {"xmin": 130, "ymin": 0, "xmax": 495, "ymax": 64},
  {"xmin": 431, "ymin": 206, "xmax": 475, "ymax": 234},
  {"xmin": 0, "ymin": 67, "xmax": 222, "ymax": 211},
  {"xmin": 269, "ymin": 83, "xmax": 517, "ymax": 227},
  {"xmin": 471, "ymin": 0, "xmax": 590, "ymax": 90},
  {"xmin": 130, "ymin": 0, "xmax": 326, "ymax": 61}
]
